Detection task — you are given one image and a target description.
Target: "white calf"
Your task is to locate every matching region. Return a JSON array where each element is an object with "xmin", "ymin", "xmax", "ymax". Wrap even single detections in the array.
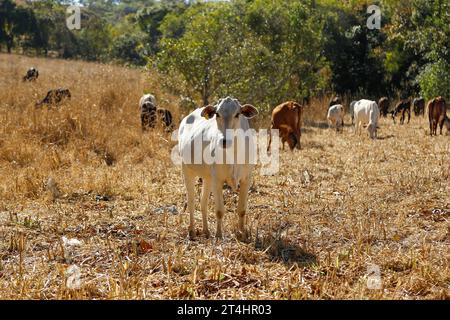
[
  {"xmin": 327, "ymin": 104, "xmax": 345, "ymax": 131},
  {"xmin": 354, "ymin": 99, "xmax": 380, "ymax": 139},
  {"xmin": 178, "ymin": 97, "xmax": 258, "ymax": 239}
]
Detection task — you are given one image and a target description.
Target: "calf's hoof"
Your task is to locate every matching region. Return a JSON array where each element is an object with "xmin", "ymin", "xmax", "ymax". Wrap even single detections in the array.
[{"xmin": 203, "ymin": 229, "xmax": 211, "ymax": 238}]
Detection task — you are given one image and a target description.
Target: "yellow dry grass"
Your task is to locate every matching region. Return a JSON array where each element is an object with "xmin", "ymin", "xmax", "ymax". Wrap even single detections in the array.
[{"xmin": 0, "ymin": 54, "xmax": 448, "ymax": 300}]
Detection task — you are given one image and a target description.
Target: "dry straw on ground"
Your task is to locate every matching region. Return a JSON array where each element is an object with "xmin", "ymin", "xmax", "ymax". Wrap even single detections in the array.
[{"xmin": 0, "ymin": 54, "xmax": 448, "ymax": 299}]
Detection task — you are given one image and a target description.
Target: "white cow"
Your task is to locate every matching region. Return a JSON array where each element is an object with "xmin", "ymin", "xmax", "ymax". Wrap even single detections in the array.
[
  {"xmin": 327, "ymin": 104, "xmax": 345, "ymax": 131},
  {"xmin": 139, "ymin": 94, "xmax": 156, "ymax": 109},
  {"xmin": 178, "ymin": 97, "xmax": 258, "ymax": 240},
  {"xmin": 349, "ymin": 100, "xmax": 357, "ymax": 124},
  {"xmin": 354, "ymin": 99, "xmax": 380, "ymax": 139}
]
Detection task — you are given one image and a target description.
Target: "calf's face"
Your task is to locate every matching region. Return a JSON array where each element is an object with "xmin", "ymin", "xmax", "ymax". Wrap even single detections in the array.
[{"xmin": 201, "ymin": 98, "xmax": 258, "ymax": 149}]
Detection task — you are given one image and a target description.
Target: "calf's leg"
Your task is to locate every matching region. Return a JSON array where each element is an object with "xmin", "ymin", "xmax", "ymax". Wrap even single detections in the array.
[
  {"xmin": 200, "ymin": 179, "xmax": 211, "ymax": 238},
  {"xmin": 183, "ymin": 170, "xmax": 196, "ymax": 239},
  {"xmin": 213, "ymin": 179, "xmax": 225, "ymax": 239},
  {"xmin": 236, "ymin": 177, "xmax": 251, "ymax": 239}
]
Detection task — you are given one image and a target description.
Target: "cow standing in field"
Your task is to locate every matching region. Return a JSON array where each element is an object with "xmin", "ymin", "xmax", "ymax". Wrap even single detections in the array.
[
  {"xmin": 392, "ymin": 99, "xmax": 411, "ymax": 124},
  {"xmin": 354, "ymin": 99, "xmax": 380, "ymax": 139},
  {"xmin": 156, "ymin": 108, "xmax": 174, "ymax": 130},
  {"xmin": 413, "ymin": 97, "xmax": 425, "ymax": 117},
  {"xmin": 378, "ymin": 97, "xmax": 389, "ymax": 117},
  {"xmin": 327, "ymin": 104, "xmax": 345, "ymax": 132},
  {"xmin": 178, "ymin": 97, "xmax": 258, "ymax": 240},
  {"xmin": 23, "ymin": 67, "xmax": 39, "ymax": 82},
  {"xmin": 428, "ymin": 96, "xmax": 447, "ymax": 136},
  {"xmin": 36, "ymin": 88, "xmax": 71, "ymax": 107},
  {"xmin": 349, "ymin": 100, "xmax": 357, "ymax": 124},
  {"xmin": 139, "ymin": 94, "xmax": 173, "ymax": 131},
  {"xmin": 268, "ymin": 101, "xmax": 303, "ymax": 151},
  {"xmin": 140, "ymin": 94, "xmax": 157, "ymax": 130}
]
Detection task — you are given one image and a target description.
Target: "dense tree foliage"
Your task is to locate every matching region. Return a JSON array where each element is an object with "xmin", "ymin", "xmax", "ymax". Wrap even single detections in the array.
[{"xmin": 1, "ymin": 0, "xmax": 448, "ymax": 105}]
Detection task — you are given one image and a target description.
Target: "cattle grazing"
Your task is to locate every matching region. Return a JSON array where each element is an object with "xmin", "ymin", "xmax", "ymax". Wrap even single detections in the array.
[
  {"xmin": 178, "ymin": 97, "xmax": 258, "ymax": 239},
  {"xmin": 139, "ymin": 94, "xmax": 173, "ymax": 131},
  {"xmin": 349, "ymin": 100, "xmax": 357, "ymax": 124},
  {"xmin": 378, "ymin": 97, "xmax": 390, "ymax": 117},
  {"xmin": 156, "ymin": 108, "xmax": 173, "ymax": 130},
  {"xmin": 268, "ymin": 101, "xmax": 303, "ymax": 151},
  {"xmin": 140, "ymin": 94, "xmax": 157, "ymax": 130},
  {"xmin": 36, "ymin": 88, "xmax": 71, "ymax": 107},
  {"xmin": 354, "ymin": 99, "xmax": 380, "ymax": 139},
  {"xmin": 413, "ymin": 97, "xmax": 425, "ymax": 117},
  {"xmin": 327, "ymin": 104, "xmax": 345, "ymax": 132},
  {"xmin": 428, "ymin": 96, "xmax": 447, "ymax": 136},
  {"xmin": 23, "ymin": 67, "xmax": 39, "ymax": 82},
  {"xmin": 392, "ymin": 99, "xmax": 411, "ymax": 124}
]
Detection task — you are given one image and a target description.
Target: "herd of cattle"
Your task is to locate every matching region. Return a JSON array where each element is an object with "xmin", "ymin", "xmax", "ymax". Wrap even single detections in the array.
[
  {"xmin": 20, "ymin": 66, "xmax": 450, "ymax": 239},
  {"xmin": 345, "ymin": 95, "xmax": 448, "ymax": 137},
  {"xmin": 23, "ymin": 67, "xmax": 449, "ymax": 141}
]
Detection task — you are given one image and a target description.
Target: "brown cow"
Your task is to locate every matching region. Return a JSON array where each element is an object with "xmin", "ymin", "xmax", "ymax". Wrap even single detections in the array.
[
  {"xmin": 268, "ymin": 101, "xmax": 303, "ymax": 151},
  {"xmin": 378, "ymin": 97, "xmax": 389, "ymax": 117},
  {"xmin": 36, "ymin": 88, "xmax": 71, "ymax": 107},
  {"xmin": 428, "ymin": 96, "xmax": 447, "ymax": 136},
  {"xmin": 413, "ymin": 97, "xmax": 425, "ymax": 116},
  {"xmin": 391, "ymin": 99, "xmax": 411, "ymax": 124}
]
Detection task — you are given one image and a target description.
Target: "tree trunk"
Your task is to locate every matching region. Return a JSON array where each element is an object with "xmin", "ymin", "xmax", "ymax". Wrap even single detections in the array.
[{"xmin": 6, "ymin": 37, "xmax": 13, "ymax": 53}]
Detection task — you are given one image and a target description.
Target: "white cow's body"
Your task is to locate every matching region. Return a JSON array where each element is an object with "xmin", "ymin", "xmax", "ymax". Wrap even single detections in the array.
[
  {"xmin": 354, "ymin": 99, "xmax": 380, "ymax": 139},
  {"xmin": 178, "ymin": 97, "xmax": 258, "ymax": 239},
  {"xmin": 327, "ymin": 104, "xmax": 345, "ymax": 131}
]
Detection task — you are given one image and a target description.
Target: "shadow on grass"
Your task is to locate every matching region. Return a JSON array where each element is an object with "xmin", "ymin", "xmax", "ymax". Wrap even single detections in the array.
[
  {"xmin": 377, "ymin": 134, "xmax": 395, "ymax": 140},
  {"xmin": 304, "ymin": 121, "xmax": 329, "ymax": 129},
  {"xmin": 254, "ymin": 230, "xmax": 316, "ymax": 267}
]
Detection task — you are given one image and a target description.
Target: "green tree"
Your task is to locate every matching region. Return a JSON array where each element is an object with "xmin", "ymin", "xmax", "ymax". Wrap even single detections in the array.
[
  {"xmin": 157, "ymin": 0, "xmax": 326, "ymax": 107},
  {"xmin": 0, "ymin": 0, "xmax": 37, "ymax": 53},
  {"xmin": 417, "ymin": 60, "xmax": 450, "ymax": 101}
]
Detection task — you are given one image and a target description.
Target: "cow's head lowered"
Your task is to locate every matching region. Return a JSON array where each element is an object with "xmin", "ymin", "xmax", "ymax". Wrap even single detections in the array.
[{"xmin": 201, "ymin": 97, "xmax": 258, "ymax": 149}]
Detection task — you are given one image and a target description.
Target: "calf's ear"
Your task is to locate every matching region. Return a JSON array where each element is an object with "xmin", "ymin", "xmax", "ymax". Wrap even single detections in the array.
[
  {"xmin": 201, "ymin": 105, "xmax": 216, "ymax": 119},
  {"xmin": 241, "ymin": 104, "xmax": 258, "ymax": 119}
]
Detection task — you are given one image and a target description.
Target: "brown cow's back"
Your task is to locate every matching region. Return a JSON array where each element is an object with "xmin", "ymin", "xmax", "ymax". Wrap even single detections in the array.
[
  {"xmin": 269, "ymin": 101, "xmax": 303, "ymax": 151},
  {"xmin": 428, "ymin": 96, "xmax": 447, "ymax": 136}
]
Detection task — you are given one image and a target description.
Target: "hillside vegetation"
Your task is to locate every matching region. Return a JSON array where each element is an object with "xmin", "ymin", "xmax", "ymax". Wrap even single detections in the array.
[{"xmin": 1, "ymin": 0, "xmax": 449, "ymax": 105}]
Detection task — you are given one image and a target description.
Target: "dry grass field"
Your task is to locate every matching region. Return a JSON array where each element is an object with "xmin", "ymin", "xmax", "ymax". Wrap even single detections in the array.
[{"xmin": 0, "ymin": 54, "xmax": 448, "ymax": 300}]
